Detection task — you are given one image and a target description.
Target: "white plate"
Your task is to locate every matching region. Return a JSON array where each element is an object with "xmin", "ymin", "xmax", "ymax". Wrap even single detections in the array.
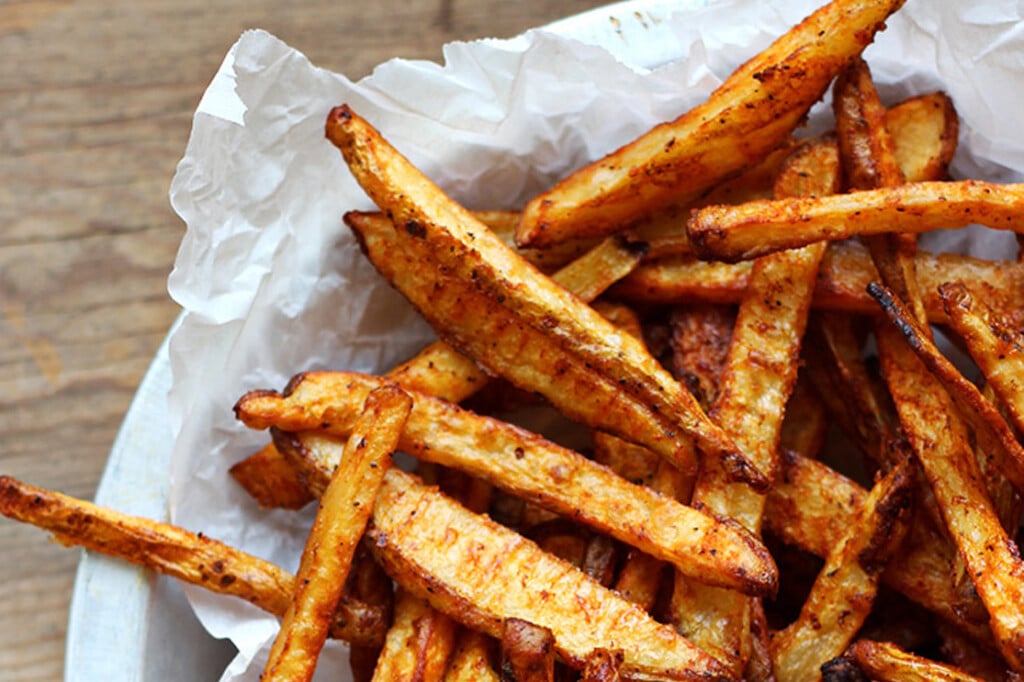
[{"xmin": 63, "ymin": 2, "xmax": 708, "ymax": 679}]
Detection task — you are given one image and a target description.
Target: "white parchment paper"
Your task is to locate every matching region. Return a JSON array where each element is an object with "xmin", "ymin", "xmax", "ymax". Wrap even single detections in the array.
[{"xmin": 166, "ymin": 0, "xmax": 1024, "ymax": 679}]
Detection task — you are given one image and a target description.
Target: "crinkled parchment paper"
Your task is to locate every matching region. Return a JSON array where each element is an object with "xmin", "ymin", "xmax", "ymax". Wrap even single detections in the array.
[{"xmin": 166, "ymin": 0, "xmax": 1024, "ymax": 679}]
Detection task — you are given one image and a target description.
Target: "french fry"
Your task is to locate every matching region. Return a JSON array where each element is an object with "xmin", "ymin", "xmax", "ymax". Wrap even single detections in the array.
[
  {"xmin": 940, "ymin": 281, "xmax": 1024, "ymax": 438},
  {"xmin": 763, "ymin": 450, "xmax": 992, "ymax": 644},
  {"xmin": 612, "ymin": 242, "xmax": 1024, "ymax": 322},
  {"xmin": 327, "ymin": 105, "xmax": 763, "ymax": 488},
  {"xmin": 668, "ymin": 305, "xmax": 735, "ymax": 410},
  {"xmin": 443, "ymin": 629, "xmax": 499, "ymax": 682},
  {"xmin": 371, "ymin": 589, "xmax": 458, "ymax": 682},
  {"xmin": 0, "ymin": 475, "xmax": 388, "ymax": 647},
  {"xmin": 500, "ymin": 618, "xmax": 556, "ymax": 682},
  {"xmin": 367, "ymin": 467, "xmax": 731, "ymax": 680},
  {"xmin": 672, "ymin": 136, "xmax": 840, "ymax": 673},
  {"xmin": 262, "ymin": 385, "xmax": 411, "ymax": 682},
  {"xmin": 769, "ymin": 459, "xmax": 914, "ymax": 682},
  {"xmin": 514, "ymin": 0, "xmax": 906, "ymax": 247},
  {"xmin": 246, "ymin": 380, "xmax": 776, "ymax": 598},
  {"xmin": 885, "ymin": 92, "xmax": 958, "ymax": 186},
  {"xmin": 869, "ymin": 282, "xmax": 1024, "ymax": 490},
  {"xmin": 687, "ymin": 179, "xmax": 1024, "ymax": 263},
  {"xmin": 847, "ymin": 640, "xmax": 989, "ymax": 682},
  {"xmin": 580, "ymin": 649, "xmax": 624, "ymax": 682},
  {"xmin": 228, "ymin": 441, "xmax": 314, "ymax": 510}
]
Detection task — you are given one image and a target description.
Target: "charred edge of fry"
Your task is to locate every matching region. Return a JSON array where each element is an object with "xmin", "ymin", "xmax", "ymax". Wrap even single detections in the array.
[{"xmin": 856, "ymin": 460, "xmax": 915, "ymax": 575}]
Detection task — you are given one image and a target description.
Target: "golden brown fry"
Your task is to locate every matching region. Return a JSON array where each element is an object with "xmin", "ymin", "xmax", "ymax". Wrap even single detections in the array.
[
  {"xmin": 229, "ymin": 442, "xmax": 314, "ymax": 510},
  {"xmin": 443, "ymin": 629, "xmax": 499, "ymax": 682},
  {"xmin": 614, "ymin": 242, "xmax": 1024, "ymax": 322},
  {"xmin": 848, "ymin": 640, "xmax": 988, "ymax": 682},
  {"xmin": 581, "ymin": 649, "xmax": 624, "ymax": 682},
  {"xmin": 874, "ymin": 313, "xmax": 1024, "ymax": 671},
  {"xmin": 885, "ymin": 92, "xmax": 958, "ymax": 185},
  {"xmin": 371, "ymin": 588, "xmax": 458, "ymax": 682},
  {"xmin": 672, "ymin": 137, "xmax": 840, "ymax": 673},
  {"xmin": 778, "ymin": 375, "xmax": 828, "ymax": 460},
  {"xmin": 514, "ymin": 0, "xmax": 906, "ymax": 247},
  {"xmin": 687, "ymin": 179, "xmax": 1024, "ymax": 263},
  {"xmin": 769, "ymin": 459, "xmax": 914, "ymax": 682},
  {"xmin": 0, "ymin": 476, "xmax": 388, "ymax": 647},
  {"xmin": 500, "ymin": 618, "xmax": 556, "ymax": 682},
  {"xmin": 367, "ymin": 468, "xmax": 731, "ymax": 680},
  {"xmin": 240, "ymin": 373, "xmax": 777, "ymax": 597},
  {"xmin": 869, "ymin": 282, "xmax": 1024, "ymax": 490},
  {"xmin": 763, "ymin": 450, "xmax": 991, "ymax": 643},
  {"xmin": 940, "ymin": 281, "xmax": 1024, "ymax": 437},
  {"xmin": 668, "ymin": 304, "xmax": 735, "ymax": 409},
  {"xmin": 263, "ymin": 385, "xmax": 411, "ymax": 682},
  {"xmin": 328, "ymin": 109, "xmax": 755, "ymax": 487}
]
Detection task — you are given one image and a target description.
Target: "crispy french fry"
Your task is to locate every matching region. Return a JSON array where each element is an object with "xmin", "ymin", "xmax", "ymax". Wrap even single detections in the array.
[
  {"xmin": 613, "ymin": 242, "xmax": 1024, "ymax": 322},
  {"xmin": 367, "ymin": 467, "xmax": 731, "ymax": 680},
  {"xmin": 869, "ymin": 282, "xmax": 1024, "ymax": 490},
  {"xmin": 872, "ymin": 311, "xmax": 1024, "ymax": 670},
  {"xmin": 501, "ymin": 618, "xmax": 556, "ymax": 682},
  {"xmin": 940, "ymin": 281, "xmax": 1024, "ymax": 438},
  {"xmin": 763, "ymin": 450, "xmax": 992, "ymax": 644},
  {"xmin": 514, "ymin": 0, "xmax": 906, "ymax": 247},
  {"xmin": 847, "ymin": 640, "xmax": 988, "ymax": 682},
  {"xmin": 672, "ymin": 136, "xmax": 840, "ymax": 673},
  {"xmin": 443, "ymin": 629, "xmax": 499, "ymax": 682},
  {"xmin": 687, "ymin": 179, "xmax": 1024, "ymax": 263},
  {"xmin": 668, "ymin": 305, "xmax": 735, "ymax": 410},
  {"xmin": 778, "ymin": 375, "xmax": 828, "ymax": 460},
  {"xmin": 229, "ymin": 442, "xmax": 314, "ymax": 510},
  {"xmin": 0, "ymin": 475, "xmax": 388, "ymax": 647},
  {"xmin": 327, "ymin": 105, "xmax": 762, "ymax": 488},
  {"xmin": 885, "ymin": 92, "xmax": 958, "ymax": 185},
  {"xmin": 371, "ymin": 589, "xmax": 458, "ymax": 682},
  {"xmin": 769, "ymin": 459, "xmax": 914, "ymax": 682},
  {"xmin": 243, "ymin": 374, "xmax": 776, "ymax": 596},
  {"xmin": 581, "ymin": 649, "xmax": 624, "ymax": 682},
  {"xmin": 263, "ymin": 385, "xmax": 411, "ymax": 682}
]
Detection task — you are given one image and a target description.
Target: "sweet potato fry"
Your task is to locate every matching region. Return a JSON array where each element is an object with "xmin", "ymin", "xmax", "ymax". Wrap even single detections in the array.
[
  {"xmin": 672, "ymin": 136, "xmax": 840, "ymax": 673},
  {"xmin": 940, "ymin": 281, "xmax": 1024, "ymax": 438},
  {"xmin": 367, "ymin": 467, "xmax": 731, "ymax": 680},
  {"xmin": 327, "ymin": 107, "xmax": 757, "ymax": 487},
  {"xmin": 371, "ymin": 588, "xmax": 458, "ymax": 682},
  {"xmin": 263, "ymin": 385, "xmax": 411, "ymax": 682},
  {"xmin": 501, "ymin": 618, "xmax": 556, "ymax": 682},
  {"xmin": 869, "ymin": 282, "xmax": 1024, "ymax": 490},
  {"xmin": 769, "ymin": 459, "xmax": 914, "ymax": 682},
  {"xmin": 847, "ymin": 640, "xmax": 988, "ymax": 682},
  {"xmin": 0, "ymin": 475, "xmax": 387, "ymax": 647},
  {"xmin": 688, "ymin": 179, "xmax": 1024, "ymax": 263},
  {"xmin": 239, "ymin": 372, "xmax": 777, "ymax": 597},
  {"xmin": 612, "ymin": 243, "xmax": 1024, "ymax": 322},
  {"xmin": 514, "ymin": 0, "xmax": 906, "ymax": 247}
]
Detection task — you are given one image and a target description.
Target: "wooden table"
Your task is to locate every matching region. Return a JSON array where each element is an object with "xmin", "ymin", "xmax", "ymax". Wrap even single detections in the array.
[{"xmin": 0, "ymin": 1, "xmax": 607, "ymax": 677}]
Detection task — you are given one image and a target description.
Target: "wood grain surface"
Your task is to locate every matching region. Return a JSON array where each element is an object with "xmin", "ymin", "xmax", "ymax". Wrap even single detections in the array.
[{"xmin": 0, "ymin": 1, "xmax": 608, "ymax": 678}]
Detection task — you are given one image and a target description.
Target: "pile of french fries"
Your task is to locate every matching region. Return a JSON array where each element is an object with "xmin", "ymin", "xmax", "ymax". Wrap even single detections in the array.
[{"xmin": 6, "ymin": 0, "xmax": 1024, "ymax": 679}]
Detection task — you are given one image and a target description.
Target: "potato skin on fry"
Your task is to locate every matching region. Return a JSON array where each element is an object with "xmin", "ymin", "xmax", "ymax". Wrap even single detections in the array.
[
  {"xmin": 368, "ymin": 468, "xmax": 731, "ymax": 681},
  {"xmin": 514, "ymin": 0, "xmax": 907, "ymax": 247}
]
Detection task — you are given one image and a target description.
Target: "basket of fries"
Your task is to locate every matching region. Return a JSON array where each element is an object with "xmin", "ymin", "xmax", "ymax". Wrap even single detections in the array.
[{"xmin": 6, "ymin": 0, "xmax": 1024, "ymax": 679}]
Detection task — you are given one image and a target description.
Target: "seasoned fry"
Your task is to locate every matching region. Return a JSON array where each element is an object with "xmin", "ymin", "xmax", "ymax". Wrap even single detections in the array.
[
  {"xmin": 0, "ymin": 475, "xmax": 388, "ymax": 647},
  {"xmin": 241, "ymin": 373, "xmax": 777, "ymax": 596},
  {"xmin": 940, "ymin": 281, "xmax": 1024, "ymax": 437},
  {"xmin": 687, "ymin": 179, "xmax": 1024, "ymax": 263},
  {"xmin": 581, "ymin": 649, "xmax": 624, "ymax": 682},
  {"xmin": 328, "ymin": 106, "xmax": 760, "ymax": 488},
  {"xmin": 262, "ymin": 385, "xmax": 411, "ymax": 682},
  {"xmin": 229, "ymin": 441, "xmax": 314, "ymax": 510},
  {"xmin": 769, "ymin": 459, "xmax": 914, "ymax": 682},
  {"xmin": 885, "ymin": 92, "xmax": 958, "ymax": 185},
  {"xmin": 500, "ymin": 618, "xmax": 556, "ymax": 682},
  {"xmin": 443, "ymin": 629, "xmax": 499, "ymax": 682},
  {"xmin": 371, "ymin": 589, "xmax": 458, "ymax": 682},
  {"xmin": 367, "ymin": 467, "xmax": 731, "ymax": 680},
  {"xmin": 672, "ymin": 136, "xmax": 840, "ymax": 673},
  {"xmin": 514, "ymin": 0, "xmax": 906, "ymax": 247},
  {"xmin": 612, "ymin": 242, "xmax": 1024, "ymax": 322},
  {"xmin": 847, "ymin": 640, "xmax": 988, "ymax": 682},
  {"xmin": 869, "ymin": 282, "xmax": 1024, "ymax": 489}
]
